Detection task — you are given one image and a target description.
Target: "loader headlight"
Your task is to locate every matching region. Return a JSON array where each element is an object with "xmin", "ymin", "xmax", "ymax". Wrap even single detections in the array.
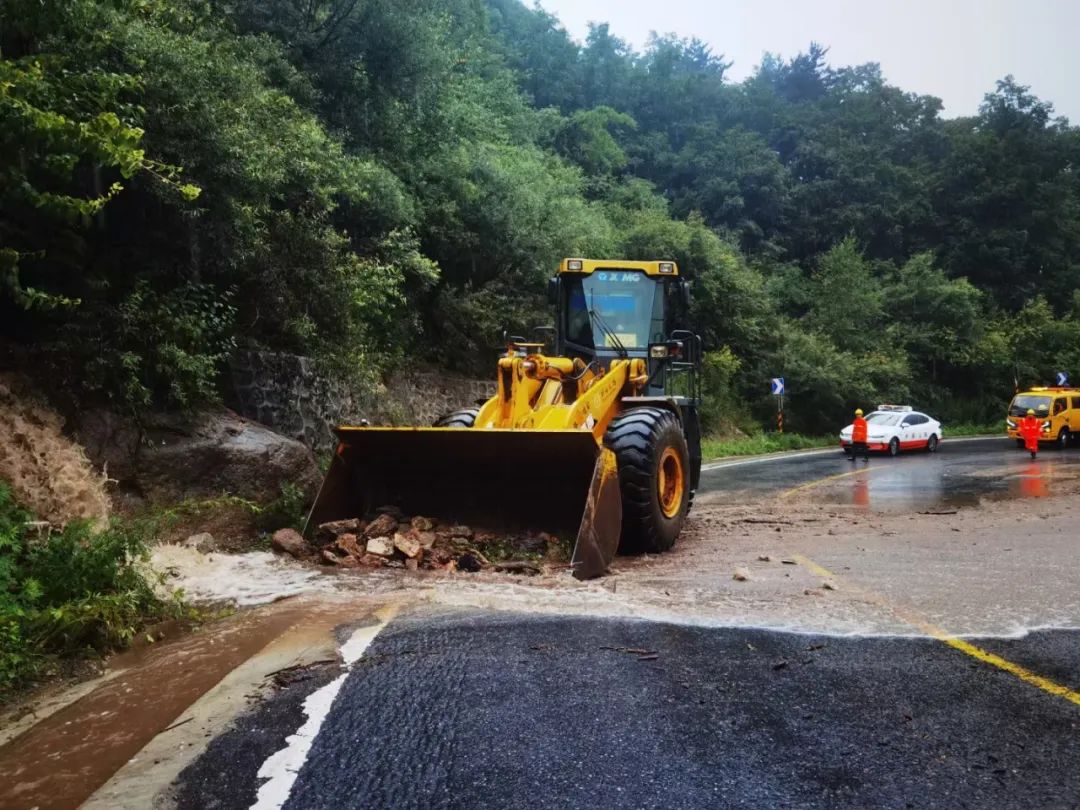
[
  {"xmin": 566, "ymin": 259, "xmax": 583, "ymax": 271},
  {"xmin": 650, "ymin": 345, "xmax": 669, "ymax": 359},
  {"xmin": 658, "ymin": 262, "xmax": 675, "ymax": 274}
]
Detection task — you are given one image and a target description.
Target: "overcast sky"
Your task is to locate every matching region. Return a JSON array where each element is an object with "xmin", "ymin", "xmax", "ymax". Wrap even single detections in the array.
[{"xmin": 537, "ymin": 0, "xmax": 1078, "ymax": 122}]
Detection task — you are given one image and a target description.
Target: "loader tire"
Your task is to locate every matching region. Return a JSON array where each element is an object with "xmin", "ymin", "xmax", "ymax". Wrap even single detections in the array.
[
  {"xmin": 605, "ymin": 407, "xmax": 690, "ymax": 555},
  {"xmin": 433, "ymin": 408, "xmax": 479, "ymax": 428}
]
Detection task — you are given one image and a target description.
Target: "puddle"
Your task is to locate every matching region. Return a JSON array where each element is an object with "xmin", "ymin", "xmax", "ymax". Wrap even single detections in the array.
[{"xmin": 787, "ymin": 453, "xmax": 1080, "ymax": 512}]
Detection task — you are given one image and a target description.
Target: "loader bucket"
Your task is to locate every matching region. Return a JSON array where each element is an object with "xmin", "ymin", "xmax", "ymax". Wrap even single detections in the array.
[{"xmin": 305, "ymin": 428, "xmax": 622, "ymax": 579}]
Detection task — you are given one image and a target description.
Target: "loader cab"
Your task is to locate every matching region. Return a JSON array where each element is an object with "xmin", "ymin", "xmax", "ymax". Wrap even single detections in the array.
[{"xmin": 549, "ymin": 258, "xmax": 697, "ymax": 399}]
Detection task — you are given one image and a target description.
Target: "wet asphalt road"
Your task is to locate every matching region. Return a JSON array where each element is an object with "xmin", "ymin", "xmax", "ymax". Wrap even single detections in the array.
[
  {"xmin": 698, "ymin": 436, "xmax": 1080, "ymax": 509},
  {"xmin": 177, "ymin": 611, "xmax": 1080, "ymax": 809},
  {"xmin": 169, "ymin": 440, "xmax": 1080, "ymax": 809}
]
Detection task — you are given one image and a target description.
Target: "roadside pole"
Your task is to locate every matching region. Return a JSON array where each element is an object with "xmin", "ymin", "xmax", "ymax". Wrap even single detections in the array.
[{"xmin": 771, "ymin": 377, "xmax": 785, "ymax": 434}]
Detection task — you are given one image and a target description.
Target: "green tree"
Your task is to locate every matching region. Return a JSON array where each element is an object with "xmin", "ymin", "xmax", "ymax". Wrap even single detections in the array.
[{"xmin": 806, "ymin": 238, "xmax": 883, "ymax": 352}]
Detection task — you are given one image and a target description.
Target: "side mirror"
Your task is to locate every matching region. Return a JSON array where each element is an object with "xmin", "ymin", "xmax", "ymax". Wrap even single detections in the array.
[
  {"xmin": 547, "ymin": 277, "xmax": 559, "ymax": 306},
  {"xmin": 649, "ymin": 340, "xmax": 684, "ymax": 361},
  {"xmin": 680, "ymin": 278, "xmax": 692, "ymax": 309}
]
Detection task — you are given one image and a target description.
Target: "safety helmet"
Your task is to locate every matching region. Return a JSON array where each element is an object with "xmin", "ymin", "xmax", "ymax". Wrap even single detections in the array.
[
  {"xmin": 1027, "ymin": 408, "xmax": 1035, "ymax": 416},
  {"xmin": 854, "ymin": 408, "xmax": 863, "ymax": 416}
]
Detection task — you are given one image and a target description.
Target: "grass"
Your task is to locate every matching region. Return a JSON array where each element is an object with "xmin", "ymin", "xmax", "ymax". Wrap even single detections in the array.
[
  {"xmin": 701, "ymin": 432, "xmax": 836, "ymax": 461},
  {"xmin": 941, "ymin": 423, "xmax": 1002, "ymax": 437}
]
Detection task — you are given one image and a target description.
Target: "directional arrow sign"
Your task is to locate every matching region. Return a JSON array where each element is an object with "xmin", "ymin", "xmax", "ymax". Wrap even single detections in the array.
[
  {"xmin": 1057, "ymin": 371, "xmax": 1069, "ymax": 386},
  {"xmin": 770, "ymin": 377, "xmax": 785, "ymax": 396}
]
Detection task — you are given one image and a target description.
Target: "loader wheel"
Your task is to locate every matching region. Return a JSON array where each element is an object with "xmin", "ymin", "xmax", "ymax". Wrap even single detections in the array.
[
  {"xmin": 605, "ymin": 407, "xmax": 690, "ymax": 555},
  {"xmin": 433, "ymin": 408, "xmax": 479, "ymax": 428}
]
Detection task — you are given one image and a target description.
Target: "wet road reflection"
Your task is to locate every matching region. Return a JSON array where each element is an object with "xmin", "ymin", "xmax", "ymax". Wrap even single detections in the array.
[{"xmin": 699, "ymin": 438, "xmax": 1080, "ymax": 511}]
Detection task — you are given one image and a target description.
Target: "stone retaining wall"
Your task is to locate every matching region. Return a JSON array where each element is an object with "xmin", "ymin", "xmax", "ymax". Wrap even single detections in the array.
[{"xmin": 228, "ymin": 351, "xmax": 494, "ymax": 451}]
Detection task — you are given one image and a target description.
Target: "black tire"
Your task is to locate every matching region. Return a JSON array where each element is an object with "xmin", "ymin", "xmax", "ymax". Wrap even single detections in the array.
[
  {"xmin": 927, "ymin": 434, "xmax": 939, "ymax": 453},
  {"xmin": 888, "ymin": 437, "xmax": 900, "ymax": 457},
  {"xmin": 433, "ymin": 408, "xmax": 478, "ymax": 428},
  {"xmin": 605, "ymin": 407, "xmax": 690, "ymax": 555},
  {"xmin": 1057, "ymin": 429, "xmax": 1070, "ymax": 449}
]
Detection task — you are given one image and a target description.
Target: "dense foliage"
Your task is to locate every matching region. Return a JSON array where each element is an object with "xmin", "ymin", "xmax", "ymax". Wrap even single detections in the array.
[
  {"xmin": 2, "ymin": 0, "xmax": 1079, "ymax": 431},
  {"xmin": 0, "ymin": 483, "xmax": 170, "ymax": 696}
]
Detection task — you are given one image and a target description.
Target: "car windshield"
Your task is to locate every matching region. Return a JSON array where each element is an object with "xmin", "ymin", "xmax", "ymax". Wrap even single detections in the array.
[
  {"xmin": 865, "ymin": 413, "xmax": 901, "ymax": 426},
  {"xmin": 564, "ymin": 271, "xmax": 661, "ymax": 350},
  {"xmin": 1009, "ymin": 395, "xmax": 1052, "ymax": 417}
]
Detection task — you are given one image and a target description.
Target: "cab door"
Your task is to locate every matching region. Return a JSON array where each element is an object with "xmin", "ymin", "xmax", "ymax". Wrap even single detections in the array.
[{"xmin": 1052, "ymin": 397, "xmax": 1068, "ymax": 438}]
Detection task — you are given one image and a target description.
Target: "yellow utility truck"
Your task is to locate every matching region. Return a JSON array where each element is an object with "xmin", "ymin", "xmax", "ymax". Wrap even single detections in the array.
[
  {"xmin": 306, "ymin": 259, "xmax": 703, "ymax": 578},
  {"xmin": 1006, "ymin": 386, "xmax": 1080, "ymax": 448}
]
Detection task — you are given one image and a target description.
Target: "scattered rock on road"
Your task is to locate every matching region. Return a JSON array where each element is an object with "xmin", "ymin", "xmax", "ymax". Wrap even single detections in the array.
[
  {"xmin": 271, "ymin": 528, "xmax": 309, "ymax": 559},
  {"xmin": 733, "ymin": 567, "xmax": 751, "ymax": 582},
  {"xmin": 364, "ymin": 513, "xmax": 399, "ymax": 539},
  {"xmin": 393, "ymin": 531, "xmax": 422, "ymax": 559},
  {"xmin": 365, "ymin": 536, "xmax": 396, "ymax": 557},
  {"xmin": 311, "ymin": 513, "xmax": 563, "ymax": 576},
  {"xmin": 334, "ymin": 533, "xmax": 363, "ymax": 557},
  {"xmin": 183, "ymin": 532, "xmax": 216, "ymax": 553},
  {"xmin": 314, "ymin": 519, "xmax": 362, "ymax": 547}
]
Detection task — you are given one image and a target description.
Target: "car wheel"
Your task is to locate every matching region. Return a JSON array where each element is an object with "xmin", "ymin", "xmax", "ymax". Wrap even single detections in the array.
[
  {"xmin": 888, "ymin": 437, "xmax": 900, "ymax": 456},
  {"xmin": 927, "ymin": 434, "xmax": 938, "ymax": 453},
  {"xmin": 1057, "ymin": 429, "xmax": 1070, "ymax": 449}
]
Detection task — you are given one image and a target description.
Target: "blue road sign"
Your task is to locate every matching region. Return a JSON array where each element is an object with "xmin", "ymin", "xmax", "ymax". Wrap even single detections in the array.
[
  {"xmin": 1057, "ymin": 372, "xmax": 1069, "ymax": 386},
  {"xmin": 771, "ymin": 377, "xmax": 785, "ymax": 396}
]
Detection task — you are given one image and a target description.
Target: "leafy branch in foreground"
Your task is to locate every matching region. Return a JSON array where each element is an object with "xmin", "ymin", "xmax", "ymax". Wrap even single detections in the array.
[
  {"xmin": 0, "ymin": 55, "xmax": 198, "ymax": 309},
  {"xmin": 0, "ymin": 482, "xmax": 185, "ymax": 699}
]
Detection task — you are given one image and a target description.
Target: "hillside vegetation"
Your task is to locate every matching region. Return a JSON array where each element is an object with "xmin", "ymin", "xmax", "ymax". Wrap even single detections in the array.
[{"xmin": 2, "ymin": 0, "xmax": 1079, "ymax": 433}]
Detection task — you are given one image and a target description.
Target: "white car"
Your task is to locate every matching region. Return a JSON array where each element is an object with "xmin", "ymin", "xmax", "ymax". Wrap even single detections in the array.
[{"xmin": 839, "ymin": 405, "xmax": 943, "ymax": 456}]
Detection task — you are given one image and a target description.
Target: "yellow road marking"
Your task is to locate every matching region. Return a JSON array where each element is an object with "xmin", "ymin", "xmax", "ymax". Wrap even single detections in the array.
[
  {"xmin": 791, "ymin": 554, "xmax": 1080, "ymax": 709},
  {"xmin": 778, "ymin": 467, "xmax": 876, "ymax": 499}
]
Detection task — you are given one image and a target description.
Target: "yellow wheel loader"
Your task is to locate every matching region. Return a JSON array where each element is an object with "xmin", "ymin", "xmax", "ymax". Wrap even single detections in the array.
[{"xmin": 306, "ymin": 258, "xmax": 703, "ymax": 578}]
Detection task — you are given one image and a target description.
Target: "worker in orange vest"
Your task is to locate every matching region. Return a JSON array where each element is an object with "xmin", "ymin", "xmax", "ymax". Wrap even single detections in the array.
[
  {"xmin": 849, "ymin": 407, "xmax": 869, "ymax": 463},
  {"xmin": 1019, "ymin": 408, "xmax": 1041, "ymax": 460}
]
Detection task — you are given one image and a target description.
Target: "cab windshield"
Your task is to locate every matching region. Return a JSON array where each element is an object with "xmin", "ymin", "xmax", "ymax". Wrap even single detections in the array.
[
  {"xmin": 564, "ymin": 270, "xmax": 663, "ymax": 351},
  {"xmin": 1009, "ymin": 395, "xmax": 1052, "ymax": 417}
]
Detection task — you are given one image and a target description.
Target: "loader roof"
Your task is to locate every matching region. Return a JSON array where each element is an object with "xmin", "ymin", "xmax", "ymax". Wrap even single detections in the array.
[{"xmin": 558, "ymin": 258, "xmax": 679, "ymax": 276}]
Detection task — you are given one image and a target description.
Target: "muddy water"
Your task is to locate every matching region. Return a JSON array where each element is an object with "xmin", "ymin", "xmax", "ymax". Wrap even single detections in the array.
[
  {"xmin": 0, "ymin": 607, "xmax": 303, "ymax": 810},
  {"xmin": 700, "ymin": 439, "xmax": 1080, "ymax": 512},
  {"xmin": 812, "ymin": 457, "xmax": 1080, "ymax": 511}
]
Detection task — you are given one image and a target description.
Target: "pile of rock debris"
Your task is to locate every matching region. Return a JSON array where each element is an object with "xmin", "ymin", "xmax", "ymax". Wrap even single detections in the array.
[{"xmin": 271, "ymin": 507, "xmax": 561, "ymax": 576}]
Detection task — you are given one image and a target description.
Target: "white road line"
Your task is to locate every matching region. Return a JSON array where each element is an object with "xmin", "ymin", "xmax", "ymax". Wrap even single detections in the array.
[
  {"xmin": 700, "ymin": 448, "xmax": 838, "ymax": 471},
  {"xmin": 250, "ymin": 603, "xmax": 400, "ymax": 810},
  {"xmin": 701, "ymin": 435, "xmax": 1004, "ymax": 472}
]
